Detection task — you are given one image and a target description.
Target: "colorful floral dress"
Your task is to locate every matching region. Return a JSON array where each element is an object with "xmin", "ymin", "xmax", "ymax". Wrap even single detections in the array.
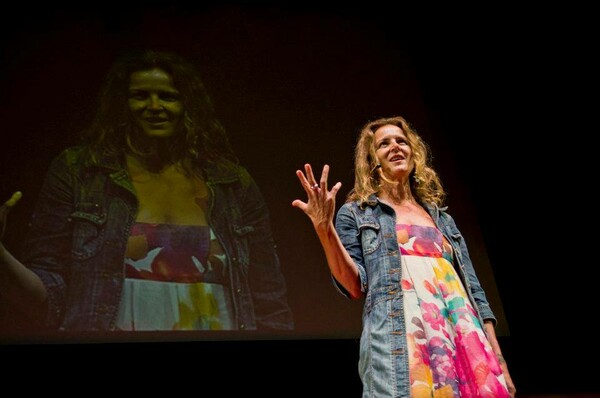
[
  {"xmin": 115, "ymin": 222, "xmax": 234, "ymax": 331},
  {"xmin": 397, "ymin": 223, "xmax": 510, "ymax": 397}
]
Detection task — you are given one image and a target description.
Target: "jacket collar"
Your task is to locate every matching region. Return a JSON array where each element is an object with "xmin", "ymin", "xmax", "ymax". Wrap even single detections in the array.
[{"xmin": 360, "ymin": 193, "xmax": 447, "ymax": 216}]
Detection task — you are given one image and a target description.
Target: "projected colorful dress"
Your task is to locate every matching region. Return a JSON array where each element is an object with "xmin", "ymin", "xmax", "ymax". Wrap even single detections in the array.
[{"xmin": 115, "ymin": 222, "xmax": 233, "ymax": 330}]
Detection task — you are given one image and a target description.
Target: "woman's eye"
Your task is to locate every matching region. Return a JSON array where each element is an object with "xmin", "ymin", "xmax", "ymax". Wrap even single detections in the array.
[{"xmin": 161, "ymin": 95, "xmax": 179, "ymax": 102}]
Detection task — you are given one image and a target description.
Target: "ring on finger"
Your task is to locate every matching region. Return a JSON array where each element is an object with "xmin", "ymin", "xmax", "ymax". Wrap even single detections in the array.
[{"xmin": 312, "ymin": 183, "xmax": 319, "ymax": 189}]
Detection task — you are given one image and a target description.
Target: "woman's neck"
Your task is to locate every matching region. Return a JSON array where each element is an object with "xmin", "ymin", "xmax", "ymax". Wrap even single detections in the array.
[
  {"xmin": 379, "ymin": 181, "xmax": 415, "ymax": 206},
  {"xmin": 126, "ymin": 153, "xmax": 178, "ymax": 175}
]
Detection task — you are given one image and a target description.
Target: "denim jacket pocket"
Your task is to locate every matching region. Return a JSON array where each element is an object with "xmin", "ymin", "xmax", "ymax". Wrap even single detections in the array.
[
  {"xmin": 363, "ymin": 285, "xmax": 398, "ymax": 316},
  {"xmin": 70, "ymin": 202, "xmax": 106, "ymax": 260},
  {"xmin": 230, "ymin": 224, "xmax": 255, "ymax": 273},
  {"xmin": 358, "ymin": 220, "xmax": 381, "ymax": 255},
  {"xmin": 233, "ymin": 225, "xmax": 255, "ymax": 236}
]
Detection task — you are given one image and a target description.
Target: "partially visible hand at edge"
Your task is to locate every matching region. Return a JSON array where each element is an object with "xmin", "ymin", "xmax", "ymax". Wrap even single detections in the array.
[{"xmin": 1, "ymin": 191, "xmax": 23, "ymax": 241}]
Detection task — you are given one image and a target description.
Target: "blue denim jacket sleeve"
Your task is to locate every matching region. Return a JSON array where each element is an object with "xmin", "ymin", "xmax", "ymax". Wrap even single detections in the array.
[
  {"xmin": 235, "ymin": 169, "xmax": 294, "ymax": 330},
  {"xmin": 438, "ymin": 210, "xmax": 497, "ymax": 325},
  {"xmin": 21, "ymin": 149, "xmax": 76, "ymax": 328},
  {"xmin": 331, "ymin": 203, "xmax": 368, "ymax": 298}
]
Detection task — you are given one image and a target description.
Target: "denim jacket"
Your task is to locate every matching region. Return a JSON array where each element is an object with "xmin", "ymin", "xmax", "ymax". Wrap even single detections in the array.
[
  {"xmin": 335, "ymin": 195, "xmax": 496, "ymax": 398},
  {"xmin": 22, "ymin": 146, "xmax": 294, "ymax": 332}
]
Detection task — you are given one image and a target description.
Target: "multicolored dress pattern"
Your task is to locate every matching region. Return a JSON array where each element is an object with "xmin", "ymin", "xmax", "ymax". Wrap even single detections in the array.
[
  {"xmin": 397, "ymin": 223, "xmax": 509, "ymax": 397},
  {"xmin": 115, "ymin": 222, "xmax": 234, "ymax": 331}
]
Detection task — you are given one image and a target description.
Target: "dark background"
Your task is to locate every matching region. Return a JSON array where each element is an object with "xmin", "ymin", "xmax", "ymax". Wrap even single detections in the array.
[{"xmin": 0, "ymin": 3, "xmax": 594, "ymax": 396}]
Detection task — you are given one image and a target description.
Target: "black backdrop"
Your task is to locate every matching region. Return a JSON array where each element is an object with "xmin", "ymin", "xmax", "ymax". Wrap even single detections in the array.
[{"xmin": 0, "ymin": 4, "xmax": 594, "ymax": 396}]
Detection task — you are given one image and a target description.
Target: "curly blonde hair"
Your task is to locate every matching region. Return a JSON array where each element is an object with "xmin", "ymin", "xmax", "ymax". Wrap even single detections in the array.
[{"xmin": 347, "ymin": 116, "xmax": 445, "ymax": 207}]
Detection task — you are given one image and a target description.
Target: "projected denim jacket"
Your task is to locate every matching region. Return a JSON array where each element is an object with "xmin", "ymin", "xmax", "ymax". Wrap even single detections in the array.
[
  {"xmin": 22, "ymin": 146, "xmax": 294, "ymax": 332},
  {"xmin": 334, "ymin": 195, "xmax": 496, "ymax": 397}
]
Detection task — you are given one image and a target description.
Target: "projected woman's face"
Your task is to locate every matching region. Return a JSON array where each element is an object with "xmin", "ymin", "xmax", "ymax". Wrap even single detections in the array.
[{"xmin": 128, "ymin": 68, "xmax": 184, "ymax": 138}]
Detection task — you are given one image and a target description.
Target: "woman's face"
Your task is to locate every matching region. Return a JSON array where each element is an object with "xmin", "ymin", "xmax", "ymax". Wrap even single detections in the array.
[
  {"xmin": 128, "ymin": 67, "xmax": 184, "ymax": 138},
  {"xmin": 373, "ymin": 124, "xmax": 413, "ymax": 180}
]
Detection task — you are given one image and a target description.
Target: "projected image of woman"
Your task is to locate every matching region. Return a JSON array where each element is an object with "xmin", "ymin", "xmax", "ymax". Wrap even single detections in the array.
[{"xmin": 0, "ymin": 49, "xmax": 293, "ymax": 332}]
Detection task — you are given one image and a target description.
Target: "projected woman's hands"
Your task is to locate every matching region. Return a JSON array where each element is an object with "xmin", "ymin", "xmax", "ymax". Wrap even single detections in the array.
[{"xmin": 0, "ymin": 191, "xmax": 22, "ymax": 241}]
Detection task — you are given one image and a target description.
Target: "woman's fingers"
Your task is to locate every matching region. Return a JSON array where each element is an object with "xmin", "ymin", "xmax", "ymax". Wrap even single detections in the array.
[
  {"xmin": 296, "ymin": 164, "xmax": 340, "ymax": 196},
  {"xmin": 4, "ymin": 191, "xmax": 22, "ymax": 208},
  {"xmin": 295, "ymin": 169, "xmax": 317, "ymax": 196},
  {"xmin": 291, "ymin": 198, "xmax": 307, "ymax": 211},
  {"xmin": 293, "ymin": 164, "xmax": 343, "ymax": 230},
  {"xmin": 303, "ymin": 163, "xmax": 319, "ymax": 188},
  {"xmin": 319, "ymin": 164, "xmax": 330, "ymax": 191},
  {"xmin": 1, "ymin": 191, "xmax": 22, "ymax": 240},
  {"xmin": 297, "ymin": 164, "xmax": 322, "ymax": 193},
  {"xmin": 330, "ymin": 181, "xmax": 342, "ymax": 197}
]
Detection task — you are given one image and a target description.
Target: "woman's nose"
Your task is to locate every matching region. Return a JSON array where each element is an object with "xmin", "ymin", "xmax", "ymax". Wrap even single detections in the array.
[{"xmin": 147, "ymin": 95, "xmax": 162, "ymax": 110}]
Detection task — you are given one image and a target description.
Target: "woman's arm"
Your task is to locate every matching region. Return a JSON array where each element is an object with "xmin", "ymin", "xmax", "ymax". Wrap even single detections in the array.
[
  {"xmin": 3, "ymin": 149, "xmax": 80, "ymax": 328},
  {"xmin": 484, "ymin": 321, "xmax": 517, "ymax": 397},
  {"xmin": 0, "ymin": 192, "xmax": 48, "ymax": 318},
  {"xmin": 239, "ymin": 167, "xmax": 295, "ymax": 330},
  {"xmin": 442, "ymin": 211, "xmax": 515, "ymax": 397},
  {"xmin": 292, "ymin": 164, "xmax": 363, "ymax": 299}
]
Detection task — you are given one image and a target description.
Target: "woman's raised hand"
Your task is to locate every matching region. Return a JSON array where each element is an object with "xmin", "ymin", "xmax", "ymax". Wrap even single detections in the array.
[{"xmin": 292, "ymin": 164, "xmax": 341, "ymax": 230}]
